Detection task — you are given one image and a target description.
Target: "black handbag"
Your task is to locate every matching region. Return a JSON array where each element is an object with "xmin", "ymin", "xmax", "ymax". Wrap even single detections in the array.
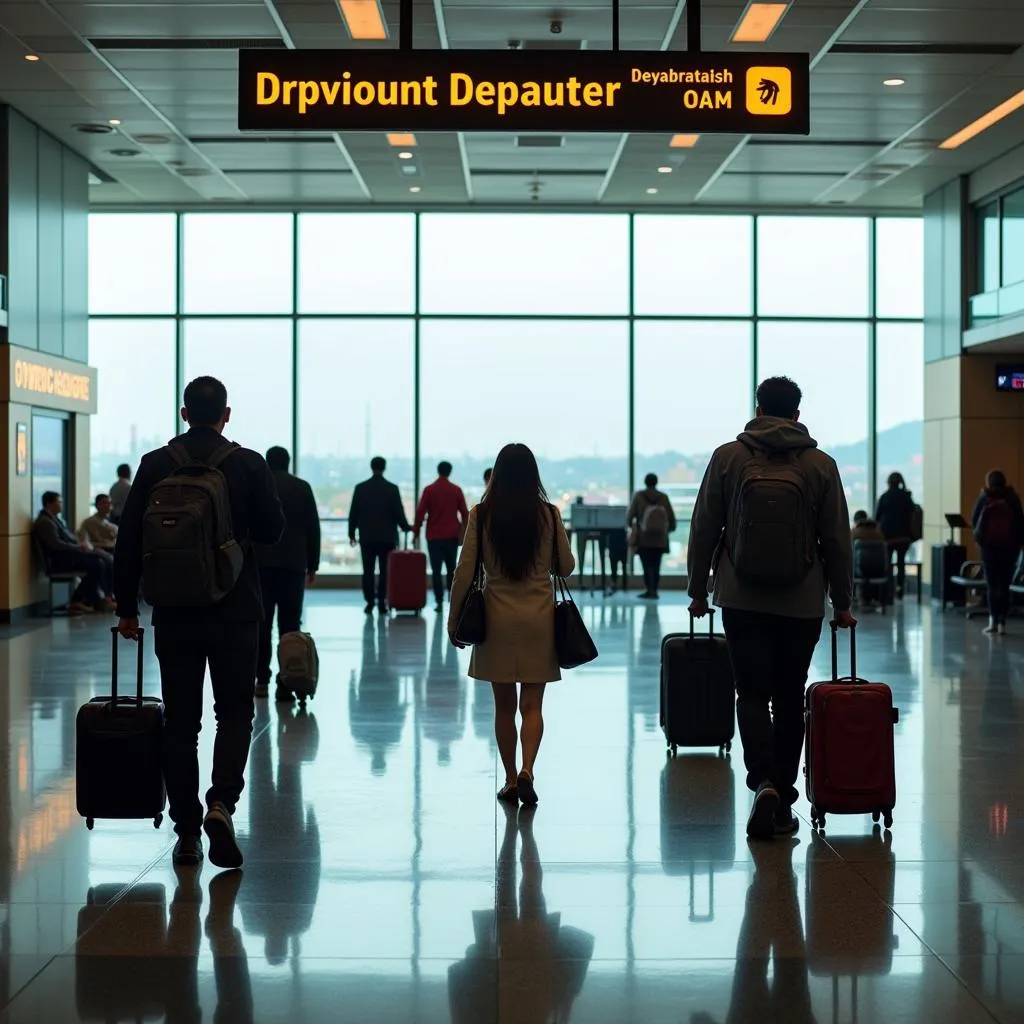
[
  {"xmin": 454, "ymin": 514, "xmax": 486, "ymax": 646},
  {"xmin": 550, "ymin": 507, "xmax": 598, "ymax": 670}
]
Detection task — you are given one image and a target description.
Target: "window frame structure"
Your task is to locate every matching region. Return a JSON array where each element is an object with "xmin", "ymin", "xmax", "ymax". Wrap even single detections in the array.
[{"xmin": 89, "ymin": 210, "xmax": 923, "ymax": 574}]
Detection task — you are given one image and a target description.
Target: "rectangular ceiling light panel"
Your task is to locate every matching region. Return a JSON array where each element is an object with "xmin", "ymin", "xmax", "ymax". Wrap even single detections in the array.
[
  {"xmin": 731, "ymin": 2, "xmax": 790, "ymax": 44},
  {"xmin": 338, "ymin": 0, "xmax": 388, "ymax": 40},
  {"xmin": 670, "ymin": 134, "xmax": 700, "ymax": 147},
  {"xmin": 939, "ymin": 90, "xmax": 1024, "ymax": 149},
  {"xmin": 386, "ymin": 132, "xmax": 417, "ymax": 146}
]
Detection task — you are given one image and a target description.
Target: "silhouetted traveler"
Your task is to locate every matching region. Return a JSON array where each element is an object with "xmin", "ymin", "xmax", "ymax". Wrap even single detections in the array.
[
  {"xmin": 972, "ymin": 469, "xmax": 1024, "ymax": 635},
  {"xmin": 628, "ymin": 473, "xmax": 676, "ymax": 599},
  {"xmin": 851, "ymin": 510, "xmax": 888, "ymax": 608},
  {"xmin": 34, "ymin": 492, "xmax": 113, "ymax": 613},
  {"xmin": 448, "ymin": 443, "xmax": 575, "ymax": 807},
  {"xmin": 875, "ymin": 472, "xmax": 915, "ymax": 598},
  {"xmin": 109, "ymin": 463, "xmax": 132, "ymax": 525},
  {"xmin": 851, "ymin": 509, "xmax": 885, "ymax": 546},
  {"xmin": 255, "ymin": 446, "xmax": 321, "ymax": 701},
  {"xmin": 415, "ymin": 460, "xmax": 469, "ymax": 613},
  {"xmin": 114, "ymin": 376, "xmax": 285, "ymax": 869},
  {"xmin": 79, "ymin": 493, "xmax": 118, "ymax": 555},
  {"xmin": 348, "ymin": 456, "xmax": 411, "ymax": 614},
  {"xmin": 688, "ymin": 376, "xmax": 855, "ymax": 840}
]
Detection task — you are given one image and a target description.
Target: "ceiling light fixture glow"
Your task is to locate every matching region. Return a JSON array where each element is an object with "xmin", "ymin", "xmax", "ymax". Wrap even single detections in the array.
[
  {"xmin": 337, "ymin": 0, "xmax": 388, "ymax": 40},
  {"xmin": 939, "ymin": 89, "xmax": 1024, "ymax": 150},
  {"xmin": 387, "ymin": 132, "xmax": 416, "ymax": 147},
  {"xmin": 657, "ymin": 165, "xmax": 673, "ymax": 173},
  {"xmin": 731, "ymin": 2, "xmax": 789, "ymax": 44},
  {"xmin": 24, "ymin": 54, "xmax": 40, "ymax": 62},
  {"xmin": 398, "ymin": 150, "xmax": 414, "ymax": 160},
  {"xmin": 409, "ymin": 186, "xmax": 421, "ymax": 193},
  {"xmin": 670, "ymin": 134, "xmax": 700, "ymax": 148},
  {"xmin": 646, "ymin": 187, "xmax": 658, "ymax": 194},
  {"xmin": 883, "ymin": 78, "xmax": 905, "ymax": 87},
  {"xmin": 108, "ymin": 119, "xmax": 121, "ymax": 126}
]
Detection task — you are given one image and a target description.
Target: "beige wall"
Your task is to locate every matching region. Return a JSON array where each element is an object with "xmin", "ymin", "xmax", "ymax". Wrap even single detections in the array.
[{"xmin": 923, "ymin": 352, "xmax": 1024, "ymax": 579}]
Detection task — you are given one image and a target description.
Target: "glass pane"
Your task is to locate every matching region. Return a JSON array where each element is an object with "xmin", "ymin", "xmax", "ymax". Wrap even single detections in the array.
[
  {"xmin": 1002, "ymin": 189, "xmax": 1024, "ymax": 287},
  {"xmin": 977, "ymin": 201, "xmax": 1000, "ymax": 294},
  {"xmin": 182, "ymin": 319, "xmax": 293, "ymax": 456},
  {"xmin": 419, "ymin": 214, "xmax": 629, "ymax": 315},
  {"xmin": 420, "ymin": 320, "xmax": 629, "ymax": 508},
  {"xmin": 182, "ymin": 213, "xmax": 294, "ymax": 313},
  {"xmin": 633, "ymin": 215, "xmax": 753, "ymax": 315},
  {"xmin": 757, "ymin": 321, "xmax": 870, "ymax": 513},
  {"xmin": 875, "ymin": 218, "xmax": 923, "ymax": 319},
  {"xmin": 634, "ymin": 321, "xmax": 753, "ymax": 573},
  {"xmin": 297, "ymin": 320, "xmax": 415, "ymax": 574},
  {"xmin": 876, "ymin": 322, "xmax": 924, "ymax": 501},
  {"xmin": 757, "ymin": 216, "xmax": 870, "ymax": 317},
  {"xmin": 31, "ymin": 414, "xmax": 67, "ymax": 517},
  {"xmin": 298, "ymin": 214, "xmax": 415, "ymax": 313},
  {"xmin": 88, "ymin": 214, "xmax": 177, "ymax": 314},
  {"xmin": 89, "ymin": 319, "xmax": 177, "ymax": 496}
]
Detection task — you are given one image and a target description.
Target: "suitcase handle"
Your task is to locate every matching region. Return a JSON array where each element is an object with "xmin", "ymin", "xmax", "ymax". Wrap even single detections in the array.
[
  {"xmin": 829, "ymin": 620, "xmax": 857, "ymax": 682},
  {"xmin": 110, "ymin": 626, "xmax": 146, "ymax": 708},
  {"xmin": 688, "ymin": 607, "xmax": 715, "ymax": 639}
]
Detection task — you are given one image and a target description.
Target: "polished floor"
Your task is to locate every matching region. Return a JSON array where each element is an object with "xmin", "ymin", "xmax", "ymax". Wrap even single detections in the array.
[{"xmin": 0, "ymin": 592, "xmax": 1022, "ymax": 1022}]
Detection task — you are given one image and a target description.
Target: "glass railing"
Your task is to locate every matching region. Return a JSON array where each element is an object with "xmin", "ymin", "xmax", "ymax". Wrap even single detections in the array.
[{"xmin": 969, "ymin": 282, "xmax": 1024, "ymax": 326}]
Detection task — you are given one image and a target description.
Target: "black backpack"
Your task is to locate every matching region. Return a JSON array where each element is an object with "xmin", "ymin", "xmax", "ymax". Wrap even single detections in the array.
[
  {"xmin": 141, "ymin": 443, "xmax": 244, "ymax": 606},
  {"xmin": 729, "ymin": 445, "xmax": 817, "ymax": 587}
]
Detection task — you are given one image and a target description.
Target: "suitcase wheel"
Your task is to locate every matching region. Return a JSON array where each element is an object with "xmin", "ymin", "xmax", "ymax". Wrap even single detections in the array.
[
  {"xmin": 86, "ymin": 818, "xmax": 94, "ymax": 831},
  {"xmin": 884, "ymin": 811, "xmax": 893, "ymax": 829},
  {"xmin": 154, "ymin": 814, "xmax": 163, "ymax": 829},
  {"xmin": 872, "ymin": 811, "xmax": 880, "ymax": 824},
  {"xmin": 668, "ymin": 744, "xmax": 678, "ymax": 758}
]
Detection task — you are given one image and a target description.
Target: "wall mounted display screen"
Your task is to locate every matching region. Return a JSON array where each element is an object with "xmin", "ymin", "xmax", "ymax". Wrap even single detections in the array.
[
  {"xmin": 238, "ymin": 49, "xmax": 810, "ymax": 134},
  {"xmin": 996, "ymin": 365, "xmax": 1024, "ymax": 391}
]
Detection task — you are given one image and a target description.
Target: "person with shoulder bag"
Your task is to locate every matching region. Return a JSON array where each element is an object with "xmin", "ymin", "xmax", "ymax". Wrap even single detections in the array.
[
  {"xmin": 627, "ymin": 473, "xmax": 677, "ymax": 599},
  {"xmin": 972, "ymin": 469, "xmax": 1024, "ymax": 635}
]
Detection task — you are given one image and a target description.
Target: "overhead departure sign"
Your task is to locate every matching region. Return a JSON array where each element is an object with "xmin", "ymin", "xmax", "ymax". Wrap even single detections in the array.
[{"xmin": 237, "ymin": 49, "xmax": 810, "ymax": 135}]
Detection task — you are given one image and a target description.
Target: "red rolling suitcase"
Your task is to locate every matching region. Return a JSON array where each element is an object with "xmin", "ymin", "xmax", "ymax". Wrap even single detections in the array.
[
  {"xmin": 804, "ymin": 623, "xmax": 899, "ymax": 831},
  {"xmin": 387, "ymin": 536, "xmax": 427, "ymax": 614}
]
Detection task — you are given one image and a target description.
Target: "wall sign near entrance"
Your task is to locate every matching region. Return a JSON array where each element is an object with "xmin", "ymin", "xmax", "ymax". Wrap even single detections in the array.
[{"xmin": 237, "ymin": 50, "xmax": 810, "ymax": 134}]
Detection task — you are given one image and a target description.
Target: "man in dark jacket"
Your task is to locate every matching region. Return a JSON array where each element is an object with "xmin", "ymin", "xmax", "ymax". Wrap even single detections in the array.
[
  {"xmin": 687, "ymin": 376, "xmax": 855, "ymax": 841},
  {"xmin": 34, "ymin": 492, "xmax": 113, "ymax": 612},
  {"xmin": 255, "ymin": 446, "xmax": 321, "ymax": 700},
  {"xmin": 114, "ymin": 376, "xmax": 284, "ymax": 870},
  {"xmin": 348, "ymin": 456, "xmax": 411, "ymax": 614},
  {"xmin": 971, "ymin": 469, "xmax": 1024, "ymax": 635}
]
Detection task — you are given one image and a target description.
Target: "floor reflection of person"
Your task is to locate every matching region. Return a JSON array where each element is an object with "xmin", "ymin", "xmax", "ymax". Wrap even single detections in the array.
[
  {"xmin": 448, "ymin": 805, "xmax": 595, "ymax": 1023},
  {"xmin": 424, "ymin": 616, "xmax": 467, "ymax": 766},
  {"xmin": 241, "ymin": 701, "xmax": 321, "ymax": 963},
  {"xmin": 349, "ymin": 618, "xmax": 408, "ymax": 775}
]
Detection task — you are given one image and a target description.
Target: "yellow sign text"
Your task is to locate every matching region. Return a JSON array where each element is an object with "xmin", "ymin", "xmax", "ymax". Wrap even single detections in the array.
[{"xmin": 13, "ymin": 360, "xmax": 91, "ymax": 403}]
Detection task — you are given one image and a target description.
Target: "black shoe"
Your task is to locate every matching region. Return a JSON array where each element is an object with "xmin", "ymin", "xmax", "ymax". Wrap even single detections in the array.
[
  {"xmin": 203, "ymin": 803, "xmax": 243, "ymax": 869},
  {"xmin": 275, "ymin": 685, "xmax": 295, "ymax": 704},
  {"xmin": 173, "ymin": 835, "xmax": 204, "ymax": 867},
  {"xmin": 517, "ymin": 770, "xmax": 538, "ymax": 806},
  {"xmin": 435, "ymin": 602, "xmax": 443, "ymax": 614},
  {"xmin": 637, "ymin": 591, "xmax": 655, "ymax": 600},
  {"xmin": 746, "ymin": 783, "xmax": 780, "ymax": 840},
  {"xmin": 364, "ymin": 602, "xmax": 374, "ymax": 615},
  {"xmin": 497, "ymin": 782, "xmax": 519, "ymax": 804},
  {"xmin": 378, "ymin": 603, "xmax": 389, "ymax": 616},
  {"xmin": 774, "ymin": 806, "xmax": 800, "ymax": 837}
]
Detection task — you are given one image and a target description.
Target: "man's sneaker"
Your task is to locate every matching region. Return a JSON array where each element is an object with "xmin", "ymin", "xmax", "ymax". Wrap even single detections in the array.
[
  {"xmin": 774, "ymin": 807, "xmax": 800, "ymax": 837},
  {"xmin": 984, "ymin": 616, "xmax": 998, "ymax": 635},
  {"xmin": 172, "ymin": 835, "xmax": 204, "ymax": 867},
  {"xmin": 203, "ymin": 803, "xmax": 243, "ymax": 869},
  {"xmin": 746, "ymin": 782, "xmax": 780, "ymax": 840},
  {"xmin": 254, "ymin": 681, "xmax": 269, "ymax": 699}
]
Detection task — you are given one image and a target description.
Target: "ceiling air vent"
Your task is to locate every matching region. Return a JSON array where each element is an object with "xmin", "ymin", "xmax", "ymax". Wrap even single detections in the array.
[
  {"xmin": 851, "ymin": 170, "xmax": 893, "ymax": 181},
  {"xmin": 89, "ymin": 37, "xmax": 286, "ymax": 50},
  {"xmin": 74, "ymin": 123, "xmax": 115, "ymax": 135},
  {"xmin": 516, "ymin": 135, "xmax": 565, "ymax": 148},
  {"xmin": 133, "ymin": 134, "xmax": 171, "ymax": 145},
  {"xmin": 107, "ymin": 148, "xmax": 141, "ymax": 157}
]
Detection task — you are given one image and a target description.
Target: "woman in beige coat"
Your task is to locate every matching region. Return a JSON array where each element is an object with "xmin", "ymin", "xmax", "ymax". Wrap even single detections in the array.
[{"xmin": 448, "ymin": 443, "xmax": 575, "ymax": 806}]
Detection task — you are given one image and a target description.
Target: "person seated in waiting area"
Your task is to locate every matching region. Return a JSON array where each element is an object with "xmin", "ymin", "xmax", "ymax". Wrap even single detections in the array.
[
  {"xmin": 851, "ymin": 509, "xmax": 885, "ymax": 545},
  {"xmin": 34, "ymin": 491, "xmax": 114, "ymax": 613},
  {"xmin": 79, "ymin": 493, "xmax": 118, "ymax": 556},
  {"xmin": 851, "ymin": 510, "xmax": 889, "ymax": 608}
]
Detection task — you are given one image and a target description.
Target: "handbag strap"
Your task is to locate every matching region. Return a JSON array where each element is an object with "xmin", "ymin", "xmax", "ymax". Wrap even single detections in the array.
[
  {"xmin": 470, "ymin": 507, "xmax": 484, "ymax": 590},
  {"xmin": 549, "ymin": 505, "xmax": 575, "ymax": 605}
]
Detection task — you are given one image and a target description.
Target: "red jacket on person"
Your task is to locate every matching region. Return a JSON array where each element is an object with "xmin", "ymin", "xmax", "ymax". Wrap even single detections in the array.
[{"xmin": 414, "ymin": 478, "xmax": 469, "ymax": 543}]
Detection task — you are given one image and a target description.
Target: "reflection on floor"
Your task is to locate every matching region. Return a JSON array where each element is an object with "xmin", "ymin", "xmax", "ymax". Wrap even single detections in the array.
[{"xmin": 0, "ymin": 594, "xmax": 1022, "ymax": 1021}]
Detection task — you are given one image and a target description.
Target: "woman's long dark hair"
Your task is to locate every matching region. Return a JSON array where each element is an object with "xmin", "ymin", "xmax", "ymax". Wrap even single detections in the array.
[
  {"xmin": 480, "ymin": 443, "xmax": 550, "ymax": 582},
  {"xmin": 887, "ymin": 472, "xmax": 906, "ymax": 491}
]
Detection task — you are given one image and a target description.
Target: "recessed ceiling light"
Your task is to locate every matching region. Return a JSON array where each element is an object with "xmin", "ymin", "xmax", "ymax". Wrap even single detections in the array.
[
  {"xmin": 731, "ymin": 2, "xmax": 790, "ymax": 44},
  {"xmin": 657, "ymin": 165, "xmax": 672, "ymax": 173},
  {"xmin": 409, "ymin": 186, "xmax": 421, "ymax": 193},
  {"xmin": 670, "ymin": 134, "xmax": 700, "ymax": 148},
  {"xmin": 387, "ymin": 132, "xmax": 416, "ymax": 147},
  {"xmin": 108, "ymin": 119, "xmax": 122, "ymax": 126},
  {"xmin": 646, "ymin": 187, "xmax": 658, "ymax": 194},
  {"xmin": 940, "ymin": 88, "xmax": 1024, "ymax": 149},
  {"xmin": 24, "ymin": 54, "xmax": 40, "ymax": 62},
  {"xmin": 883, "ymin": 78, "xmax": 905, "ymax": 87},
  {"xmin": 338, "ymin": 0, "xmax": 388, "ymax": 40},
  {"xmin": 398, "ymin": 151, "xmax": 414, "ymax": 160}
]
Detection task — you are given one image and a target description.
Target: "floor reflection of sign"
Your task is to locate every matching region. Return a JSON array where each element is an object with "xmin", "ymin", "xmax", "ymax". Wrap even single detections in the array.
[
  {"xmin": 16, "ymin": 422, "xmax": 27, "ymax": 476},
  {"xmin": 746, "ymin": 66, "xmax": 792, "ymax": 116}
]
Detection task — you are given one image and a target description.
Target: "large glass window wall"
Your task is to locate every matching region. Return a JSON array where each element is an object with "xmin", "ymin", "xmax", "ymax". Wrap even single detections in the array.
[{"xmin": 89, "ymin": 212, "xmax": 924, "ymax": 574}]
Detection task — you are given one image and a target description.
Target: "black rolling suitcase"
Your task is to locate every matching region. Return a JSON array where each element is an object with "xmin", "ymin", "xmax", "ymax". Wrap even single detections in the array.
[
  {"xmin": 660, "ymin": 610, "xmax": 735, "ymax": 756},
  {"xmin": 76, "ymin": 627, "xmax": 166, "ymax": 831}
]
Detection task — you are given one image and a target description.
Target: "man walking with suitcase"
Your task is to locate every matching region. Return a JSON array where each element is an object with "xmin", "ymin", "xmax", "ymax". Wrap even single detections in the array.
[
  {"xmin": 687, "ymin": 376, "xmax": 855, "ymax": 840},
  {"xmin": 115, "ymin": 377, "xmax": 285, "ymax": 869},
  {"xmin": 414, "ymin": 461, "xmax": 469, "ymax": 613}
]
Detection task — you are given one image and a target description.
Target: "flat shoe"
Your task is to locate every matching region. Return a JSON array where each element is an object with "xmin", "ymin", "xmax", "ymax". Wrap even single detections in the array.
[
  {"xmin": 517, "ymin": 771, "xmax": 538, "ymax": 806},
  {"xmin": 497, "ymin": 783, "xmax": 519, "ymax": 804}
]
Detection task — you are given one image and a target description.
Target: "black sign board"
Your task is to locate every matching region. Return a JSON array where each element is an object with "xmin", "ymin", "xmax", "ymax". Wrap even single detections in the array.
[{"xmin": 238, "ymin": 49, "xmax": 810, "ymax": 134}]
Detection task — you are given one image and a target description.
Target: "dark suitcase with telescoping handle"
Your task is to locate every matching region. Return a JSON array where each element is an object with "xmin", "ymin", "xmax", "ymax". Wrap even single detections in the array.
[
  {"xmin": 661, "ymin": 610, "xmax": 735, "ymax": 757},
  {"xmin": 76, "ymin": 627, "xmax": 166, "ymax": 831}
]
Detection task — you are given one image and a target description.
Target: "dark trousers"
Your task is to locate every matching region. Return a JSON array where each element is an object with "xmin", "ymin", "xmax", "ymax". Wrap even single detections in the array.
[
  {"xmin": 50, "ymin": 550, "xmax": 112, "ymax": 606},
  {"xmin": 257, "ymin": 567, "xmax": 306, "ymax": 685},
  {"xmin": 638, "ymin": 548, "xmax": 664, "ymax": 595},
  {"xmin": 154, "ymin": 620, "xmax": 258, "ymax": 836},
  {"xmin": 361, "ymin": 542, "xmax": 396, "ymax": 606},
  {"xmin": 887, "ymin": 540, "xmax": 911, "ymax": 593},
  {"xmin": 982, "ymin": 547, "xmax": 1018, "ymax": 624},
  {"xmin": 721, "ymin": 608, "xmax": 823, "ymax": 808},
  {"xmin": 427, "ymin": 538, "xmax": 459, "ymax": 605}
]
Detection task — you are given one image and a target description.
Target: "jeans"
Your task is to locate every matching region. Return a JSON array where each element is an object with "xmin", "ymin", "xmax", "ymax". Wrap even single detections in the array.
[
  {"xmin": 887, "ymin": 540, "xmax": 911, "ymax": 594},
  {"xmin": 638, "ymin": 548, "xmax": 663, "ymax": 595},
  {"xmin": 257, "ymin": 567, "xmax": 306, "ymax": 686},
  {"xmin": 721, "ymin": 608, "xmax": 823, "ymax": 808},
  {"xmin": 154, "ymin": 620, "xmax": 258, "ymax": 836},
  {"xmin": 427, "ymin": 538, "xmax": 459, "ymax": 605},
  {"xmin": 49, "ymin": 549, "xmax": 112, "ymax": 606},
  {"xmin": 361, "ymin": 542, "xmax": 396, "ymax": 606},
  {"xmin": 982, "ymin": 547, "xmax": 1018, "ymax": 625}
]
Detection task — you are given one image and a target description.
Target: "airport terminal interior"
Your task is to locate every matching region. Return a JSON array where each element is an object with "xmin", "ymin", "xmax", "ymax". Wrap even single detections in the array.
[{"xmin": 2, "ymin": 0, "xmax": 1024, "ymax": 1020}]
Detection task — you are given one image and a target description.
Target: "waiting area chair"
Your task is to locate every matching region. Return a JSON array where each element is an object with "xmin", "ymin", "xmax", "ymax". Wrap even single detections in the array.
[
  {"xmin": 32, "ymin": 534, "xmax": 79, "ymax": 616},
  {"xmin": 949, "ymin": 551, "xmax": 1024, "ymax": 620}
]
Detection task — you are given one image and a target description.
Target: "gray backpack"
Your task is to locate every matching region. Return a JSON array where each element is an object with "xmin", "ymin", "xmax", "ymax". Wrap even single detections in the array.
[
  {"xmin": 277, "ymin": 631, "xmax": 319, "ymax": 705},
  {"xmin": 141, "ymin": 443, "xmax": 244, "ymax": 606},
  {"xmin": 729, "ymin": 445, "xmax": 817, "ymax": 587}
]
